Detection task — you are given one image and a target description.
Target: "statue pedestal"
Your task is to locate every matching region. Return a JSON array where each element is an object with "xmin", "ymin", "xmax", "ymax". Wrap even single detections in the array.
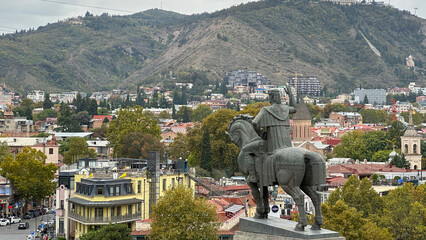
[{"xmin": 235, "ymin": 217, "xmax": 345, "ymax": 240}]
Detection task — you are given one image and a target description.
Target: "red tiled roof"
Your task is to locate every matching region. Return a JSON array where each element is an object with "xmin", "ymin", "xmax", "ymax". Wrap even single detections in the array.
[
  {"xmin": 131, "ymin": 230, "xmax": 150, "ymax": 236},
  {"xmin": 92, "ymin": 115, "xmax": 112, "ymax": 121},
  {"xmin": 326, "ymin": 176, "xmax": 348, "ymax": 187},
  {"xmin": 221, "ymin": 185, "xmax": 251, "ymax": 191},
  {"xmin": 326, "ymin": 138, "xmax": 341, "ymax": 146}
]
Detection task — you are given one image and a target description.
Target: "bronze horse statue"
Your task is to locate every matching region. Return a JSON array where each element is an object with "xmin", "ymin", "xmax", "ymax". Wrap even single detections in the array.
[{"xmin": 227, "ymin": 114, "xmax": 327, "ymax": 231}]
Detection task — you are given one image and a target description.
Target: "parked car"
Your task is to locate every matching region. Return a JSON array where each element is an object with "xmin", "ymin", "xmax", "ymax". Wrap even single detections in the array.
[
  {"xmin": 23, "ymin": 213, "xmax": 32, "ymax": 219},
  {"xmin": 9, "ymin": 216, "xmax": 21, "ymax": 224},
  {"xmin": 0, "ymin": 218, "xmax": 10, "ymax": 226},
  {"xmin": 18, "ymin": 222, "xmax": 29, "ymax": 229},
  {"xmin": 28, "ymin": 209, "xmax": 40, "ymax": 217}
]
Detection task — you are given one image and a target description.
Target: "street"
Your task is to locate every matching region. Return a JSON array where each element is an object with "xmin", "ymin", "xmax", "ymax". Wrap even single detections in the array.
[{"xmin": 0, "ymin": 214, "xmax": 55, "ymax": 240}]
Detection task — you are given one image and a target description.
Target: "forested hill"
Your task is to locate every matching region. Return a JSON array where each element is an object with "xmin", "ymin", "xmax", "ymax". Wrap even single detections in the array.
[{"xmin": 0, "ymin": 0, "xmax": 425, "ymax": 94}]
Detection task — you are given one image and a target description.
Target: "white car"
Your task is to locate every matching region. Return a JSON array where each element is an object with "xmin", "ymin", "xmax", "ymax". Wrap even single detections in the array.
[
  {"xmin": 9, "ymin": 216, "xmax": 21, "ymax": 224},
  {"xmin": 0, "ymin": 218, "xmax": 10, "ymax": 226}
]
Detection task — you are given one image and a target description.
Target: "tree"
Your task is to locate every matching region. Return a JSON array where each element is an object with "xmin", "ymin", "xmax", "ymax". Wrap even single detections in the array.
[
  {"xmin": 0, "ymin": 141, "xmax": 12, "ymax": 165},
  {"xmin": 328, "ymin": 175, "xmax": 383, "ymax": 218},
  {"xmin": 202, "ymin": 109, "xmax": 239, "ymax": 173},
  {"xmin": 43, "ymin": 93, "xmax": 53, "ymax": 109},
  {"xmin": 0, "ymin": 147, "xmax": 57, "ymax": 203},
  {"xmin": 150, "ymin": 185, "xmax": 219, "ymax": 240},
  {"xmin": 120, "ymin": 132, "xmax": 164, "ymax": 159},
  {"xmin": 176, "ymin": 106, "xmax": 192, "ymax": 123},
  {"xmin": 200, "ymin": 128, "xmax": 212, "ymax": 172},
  {"xmin": 192, "ymin": 104, "xmax": 212, "ymax": 122},
  {"xmin": 106, "ymin": 106, "xmax": 161, "ymax": 157},
  {"xmin": 88, "ymin": 99, "xmax": 98, "ymax": 116},
  {"xmin": 61, "ymin": 137, "xmax": 96, "ymax": 165},
  {"xmin": 386, "ymin": 120, "xmax": 405, "ymax": 147},
  {"xmin": 158, "ymin": 110, "xmax": 170, "ymax": 119},
  {"xmin": 323, "ymin": 103, "xmax": 351, "ymax": 118},
  {"xmin": 80, "ymin": 223, "xmax": 132, "ymax": 240},
  {"xmin": 371, "ymin": 150, "xmax": 392, "ymax": 162},
  {"xmin": 33, "ymin": 108, "xmax": 58, "ymax": 122},
  {"xmin": 379, "ymin": 183, "xmax": 426, "ymax": 240},
  {"xmin": 57, "ymin": 103, "xmax": 82, "ymax": 132},
  {"xmin": 333, "ymin": 131, "xmax": 367, "ymax": 160},
  {"xmin": 238, "ymin": 102, "xmax": 269, "ymax": 116},
  {"xmin": 390, "ymin": 154, "xmax": 410, "ymax": 169},
  {"xmin": 322, "ymin": 200, "xmax": 391, "ymax": 240},
  {"xmin": 363, "ymin": 95, "xmax": 369, "ymax": 104},
  {"xmin": 73, "ymin": 110, "xmax": 91, "ymax": 125}
]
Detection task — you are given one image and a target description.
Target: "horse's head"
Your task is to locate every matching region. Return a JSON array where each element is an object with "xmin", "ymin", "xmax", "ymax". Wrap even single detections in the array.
[{"xmin": 228, "ymin": 114, "xmax": 259, "ymax": 149}]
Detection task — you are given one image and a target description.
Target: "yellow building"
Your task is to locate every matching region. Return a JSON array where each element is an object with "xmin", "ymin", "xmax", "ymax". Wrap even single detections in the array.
[{"xmin": 68, "ymin": 170, "xmax": 195, "ymax": 239}]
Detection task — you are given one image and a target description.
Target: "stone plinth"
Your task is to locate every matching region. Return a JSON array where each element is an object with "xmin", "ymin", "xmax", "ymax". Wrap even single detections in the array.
[{"xmin": 236, "ymin": 217, "xmax": 344, "ymax": 240}]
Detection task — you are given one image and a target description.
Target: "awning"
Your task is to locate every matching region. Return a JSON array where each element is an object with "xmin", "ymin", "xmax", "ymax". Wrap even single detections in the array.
[
  {"xmin": 225, "ymin": 204, "xmax": 244, "ymax": 213},
  {"xmin": 68, "ymin": 197, "xmax": 143, "ymax": 207}
]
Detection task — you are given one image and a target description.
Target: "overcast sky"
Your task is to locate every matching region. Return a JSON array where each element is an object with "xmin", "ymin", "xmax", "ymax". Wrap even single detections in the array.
[{"xmin": 0, "ymin": 0, "xmax": 425, "ymax": 34}]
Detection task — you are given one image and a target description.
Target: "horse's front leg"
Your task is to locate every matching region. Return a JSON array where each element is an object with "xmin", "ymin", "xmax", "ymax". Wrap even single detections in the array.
[{"xmin": 248, "ymin": 182, "xmax": 264, "ymax": 218}]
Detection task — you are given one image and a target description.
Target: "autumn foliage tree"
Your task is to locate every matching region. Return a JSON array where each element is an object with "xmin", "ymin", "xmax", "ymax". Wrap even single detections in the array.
[
  {"xmin": 151, "ymin": 185, "xmax": 219, "ymax": 240},
  {"xmin": 1, "ymin": 147, "xmax": 57, "ymax": 203},
  {"xmin": 106, "ymin": 106, "xmax": 161, "ymax": 157}
]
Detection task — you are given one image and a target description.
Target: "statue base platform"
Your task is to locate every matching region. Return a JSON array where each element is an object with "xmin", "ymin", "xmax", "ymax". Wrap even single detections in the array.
[{"xmin": 235, "ymin": 217, "xmax": 345, "ymax": 240}]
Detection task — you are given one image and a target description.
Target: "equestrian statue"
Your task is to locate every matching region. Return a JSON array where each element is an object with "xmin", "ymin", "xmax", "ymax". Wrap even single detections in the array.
[{"xmin": 227, "ymin": 87, "xmax": 328, "ymax": 231}]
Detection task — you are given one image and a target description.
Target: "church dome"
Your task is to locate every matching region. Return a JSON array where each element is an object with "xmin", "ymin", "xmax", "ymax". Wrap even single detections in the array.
[
  {"xmin": 389, "ymin": 150, "xmax": 398, "ymax": 158},
  {"xmin": 403, "ymin": 126, "xmax": 418, "ymax": 137}
]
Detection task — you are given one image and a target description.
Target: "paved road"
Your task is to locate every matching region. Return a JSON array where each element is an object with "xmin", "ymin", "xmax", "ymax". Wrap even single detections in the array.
[{"xmin": 0, "ymin": 214, "xmax": 55, "ymax": 240}]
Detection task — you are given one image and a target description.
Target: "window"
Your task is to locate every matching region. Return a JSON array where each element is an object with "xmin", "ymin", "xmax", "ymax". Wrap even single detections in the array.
[
  {"xmin": 128, "ymin": 205, "xmax": 132, "ymax": 214},
  {"xmin": 138, "ymin": 181, "xmax": 141, "ymax": 193},
  {"xmin": 163, "ymin": 179, "xmax": 166, "ymax": 191},
  {"xmin": 97, "ymin": 187, "xmax": 103, "ymax": 195},
  {"xmin": 116, "ymin": 186, "xmax": 120, "ymax": 195},
  {"xmin": 405, "ymin": 144, "xmax": 409, "ymax": 153},
  {"xmin": 60, "ymin": 200, "xmax": 64, "ymax": 210},
  {"xmin": 59, "ymin": 218, "xmax": 64, "ymax": 233},
  {"xmin": 413, "ymin": 144, "xmax": 417, "ymax": 154},
  {"xmin": 110, "ymin": 186, "xmax": 114, "ymax": 196},
  {"xmin": 171, "ymin": 178, "xmax": 175, "ymax": 189},
  {"xmin": 117, "ymin": 206, "xmax": 121, "ymax": 216},
  {"xmin": 49, "ymin": 148, "xmax": 53, "ymax": 154}
]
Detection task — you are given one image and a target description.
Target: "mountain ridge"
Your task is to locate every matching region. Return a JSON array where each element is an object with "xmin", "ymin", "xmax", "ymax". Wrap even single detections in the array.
[{"xmin": 0, "ymin": 1, "xmax": 425, "ymax": 94}]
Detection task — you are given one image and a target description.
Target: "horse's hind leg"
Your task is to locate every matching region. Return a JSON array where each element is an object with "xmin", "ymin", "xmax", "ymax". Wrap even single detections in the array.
[
  {"xmin": 262, "ymin": 186, "xmax": 270, "ymax": 218},
  {"xmin": 248, "ymin": 182, "xmax": 265, "ymax": 218},
  {"xmin": 282, "ymin": 185, "xmax": 307, "ymax": 231},
  {"xmin": 301, "ymin": 185, "xmax": 323, "ymax": 230}
]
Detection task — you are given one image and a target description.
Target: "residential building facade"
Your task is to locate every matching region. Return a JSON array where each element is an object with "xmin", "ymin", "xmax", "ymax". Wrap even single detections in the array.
[
  {"xmin": 289, "ymin": 76, "xmax": 321, "ymax": 97},
  {"xmin": 354, "ymin": 88, "xmax": 386, "ymax": 105}
]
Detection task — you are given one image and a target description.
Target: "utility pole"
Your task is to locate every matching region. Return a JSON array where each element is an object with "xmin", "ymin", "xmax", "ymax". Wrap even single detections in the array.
[{"xmin": 414, "ymin": 7, "xmax": 418, "ymax": 15}]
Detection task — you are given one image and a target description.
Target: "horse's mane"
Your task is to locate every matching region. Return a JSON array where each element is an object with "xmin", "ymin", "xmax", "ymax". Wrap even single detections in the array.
[{"xmin": 228, "ymin": 114, "xmax": 254, "ymax": 131}]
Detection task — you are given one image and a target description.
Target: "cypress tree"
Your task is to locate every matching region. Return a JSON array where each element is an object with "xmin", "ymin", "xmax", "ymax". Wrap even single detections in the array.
[
  {"xmin": 172, "ymin": 104, "xmax": 176, "ymax": 119},
  {"xmin": 363, "ymin": 95, "xmax": 369, "ymax": 104},
  {"xmin": 43, "ymin": 93, "xmax": 53, "ymax": 109},
  {"xmin": 200, "ymin": 128, "xmax": 212, "ymax": 172}
]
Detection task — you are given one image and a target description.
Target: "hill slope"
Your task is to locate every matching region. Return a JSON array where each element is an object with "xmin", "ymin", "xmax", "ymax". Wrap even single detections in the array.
[{"xmin": 0, "ymin": 1, "xmax": 425, "ymax": 94}]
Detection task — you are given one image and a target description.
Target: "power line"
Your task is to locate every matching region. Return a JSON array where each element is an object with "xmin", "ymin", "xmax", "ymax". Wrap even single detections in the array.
[
  {"xmin": 0, "ymin": 25, "xmax": 17, "ymax": 30},
  {"xmin": 40, "ymin": 0, "xmax": 136, "ymax": 14}
]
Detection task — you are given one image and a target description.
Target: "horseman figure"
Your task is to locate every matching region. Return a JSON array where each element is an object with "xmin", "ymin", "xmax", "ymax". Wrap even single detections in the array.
[
  {"xmin": 243, "ymin": 86, "xmax": 297, "ymax": 183},
  {"xmin": 227, "ymin": 86, "xmax": 327, "ymax": 231}
]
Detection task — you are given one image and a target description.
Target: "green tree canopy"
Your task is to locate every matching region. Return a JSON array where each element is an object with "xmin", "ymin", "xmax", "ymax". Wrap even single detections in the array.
[
  {"xmin": 238, "ymin": 101, "xmax": 269, "ymax": 116},
  {"xmin": 80, "ymin": 223, "xmax": 132, "ymax": 240},
  {"xmin": 61, "ymin": 137, "xmax": 96, "ymax": 165},
  {"xmin": 57, "ymin": 103, "xmax": 82, "ymax": 132},
  {"xmin": 33, "ymin": 108, "xmax": 58, "ymax": 122},
  {"xmin": 0, "ymin": 147, "xmax": 57, "ymax": 202},
  {"xmin": 106, "ymin": 106, "xmax": 161, "ymax": 157},
  {"xmin": 0, "ymin": 141, "xmax": 12, "ymax": 165},
  {"xmin": 158, "ymin": 110, "xmax": 171, "ymax": 119},
  {"xmin": 151, "ymin": 185, "xmax": 219, "ymax": 240},
  {"xmin": 43, "ymin": 93, "xmax": 53, "ymax": 109},
  {"xmin": 390, "ymin": 154, "xmax": 410, "ymax": 169},
  {"xmin": 379, "ymin": 183, "xmax": 426, "ymax": 240},
  {"xmin": 333, "ymin": 130, "xmax": 367, "ymax": 160},
  {"xmin": 192, "ymin": 104, "xmax": 212, "ymax": 122},
  {"xmin": 120, "ymin": 132, "xmax": 164, "ymax": 159},
  {"xmin": 200, "ymin": 128, "xmax": 212, "ymax": 172}
]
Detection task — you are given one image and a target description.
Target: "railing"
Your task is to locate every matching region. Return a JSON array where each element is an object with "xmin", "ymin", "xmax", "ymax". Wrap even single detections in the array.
[{"xmin": 69, "ymin": 211, "xmax": 141, "ymax": 224}]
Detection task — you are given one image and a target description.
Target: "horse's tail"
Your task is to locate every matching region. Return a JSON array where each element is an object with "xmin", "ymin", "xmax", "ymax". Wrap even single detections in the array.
[{"xmin": 302, "ymin": 151, "xmax": 328, "ymax": 191}]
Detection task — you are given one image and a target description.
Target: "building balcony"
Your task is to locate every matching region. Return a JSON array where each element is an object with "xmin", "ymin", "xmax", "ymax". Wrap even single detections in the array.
[{"xmin": 69, "ymin": 211, "xmax": 141, "ymax": 224}]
